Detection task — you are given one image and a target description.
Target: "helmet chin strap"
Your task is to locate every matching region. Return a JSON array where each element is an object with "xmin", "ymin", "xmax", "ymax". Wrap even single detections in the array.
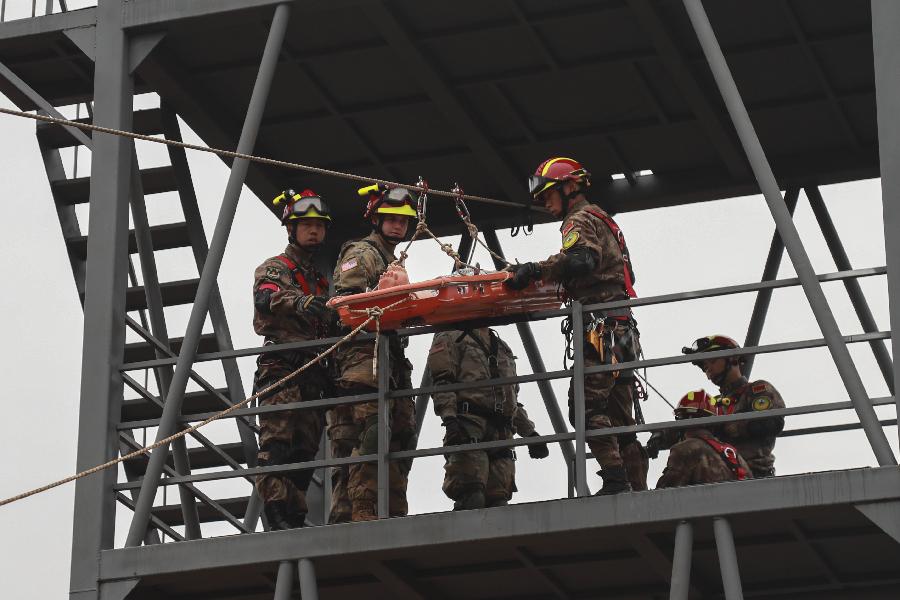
[
  {"xmin": 374, "ymin": 216, "xmax": 408, "ymax": 245},
  {"xmin": 287, "ymin": 224, "xmax": 322, "ymax": 254},
  {"xmin": 556, "ymin": 184, "xmax": 582, "ymax": 221},
  {"xmin": 712, "ymin": 359, "xmax": 741, "ymax": 387}
]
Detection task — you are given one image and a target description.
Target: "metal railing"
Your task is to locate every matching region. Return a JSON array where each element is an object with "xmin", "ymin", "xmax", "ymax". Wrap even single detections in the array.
[
  {"xmin": 0, "ymin": 0, "xmax": 71, "ymax": 23},
  {"xmin": 113, "ymin": 263, "xmax": 896, "ymax": 532}
]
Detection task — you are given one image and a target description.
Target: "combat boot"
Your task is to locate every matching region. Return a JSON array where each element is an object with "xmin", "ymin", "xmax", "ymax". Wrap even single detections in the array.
[
  {"xmin": 595, "ymin": 465, "xmax": 632, "ymax": 496},
  {"xmin": 264, "ymin": 501, "xmax": 296, "ymax": 530},
  {"xmin": 352, "ymin": 499, "xmax": 377, "ymax": 521}
]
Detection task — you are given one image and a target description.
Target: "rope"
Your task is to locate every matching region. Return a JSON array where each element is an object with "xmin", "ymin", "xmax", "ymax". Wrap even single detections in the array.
[
  {"xmin": 0, "ymin": 106, "xmax": 531, "ymax": 210},
  {"xmin": 0, "ymin": 308, "xmax": 389, "ymax": 509},
  {"xmin": 346, "ymin": 297, "xmax": 410, "ymax": 379}
]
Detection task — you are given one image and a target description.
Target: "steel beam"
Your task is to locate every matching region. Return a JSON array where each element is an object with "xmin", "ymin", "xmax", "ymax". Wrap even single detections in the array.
[
  {"xmin": 683, "ymin": 0, "xmax": 897, "ymax": 466},
  {"xmin": 742, "ymin": 187, "xmax": 799, "ymax": 377},
  {"xmin": 158, "ymin": 103, "xmax": 263, "ymax": 529},
  {"xmin": 129, "ymin": 151, "xmax": 202, "ymax": 540},
  {"xmin": 713, "ymin": 517, "xmax": 745, "ymax": 600},
  {"xmin": 364, "ymin": 1, "xmax": 529, "ymax": 202},
  {"xmin": 872, "ymin": 0, "xmax": 900, "ymax": 448},
  {"xmin": 670, "ymin": 521, "xmax": 694, "ymax": 600},
  {"xmin": 298, "ymin": 559, "xmax": 319, "ymax": 600},
  {"xmin": 69, "ymin": 0, "xmax": 133, "ymax": 596},
  {"xmin": 273, "ymin": 561, "xmax": 294, "ymax": 600},
  {"xmin": 99, "ymin": 467, "xmax": 900, "ymax": 580},
  {"xmin": 124, "ymin": 2, "xmax": 293, "ymax": 547},
  {"xmin": 806, "ymin": 185, "xmax": 894, "ymax": 393}
]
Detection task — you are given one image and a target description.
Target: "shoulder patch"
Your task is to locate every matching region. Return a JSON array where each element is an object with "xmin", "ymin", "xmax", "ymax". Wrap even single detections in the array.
[
  {"xmin": 752, "ymin": 397, "xmax": 772, "ymax": 411},
  {"xmin": 752, "ymin": 384, "xmax": 767, "ymax": 393},
  {"xmin": 341, "ymin": 258, "xmax": 358, "ymax": 272},
  {"xmin": 562, "ymin": 230, "xmax": 580, "ymax": 249},
  {"xmin": 429, "ymin": 343, "xmax": 445, "ymax": 355},
  {"xmin": 265, "ymin": 266, "xmax": 282, "ymax": 280},
  {"xmin": 562, "ymin": 222, "xmax": 575, "ymax": 236}
]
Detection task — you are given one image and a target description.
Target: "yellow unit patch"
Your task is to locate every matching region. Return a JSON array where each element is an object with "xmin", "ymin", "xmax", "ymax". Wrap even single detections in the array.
[
  {"xmin": 341, "ymin": 258, "xmax": 358, "ymax": 272},
  {"xmin": 429, "ymin": 343, "xmax": 445, "ymax": 355},
  {"xmin": 752, "ymin": 397, "xmax": 772, "ymax": 411},
  {"xmin": 562, "ymin": 230, "xmax": 580, "ymax": 249},
  {"xmin": 265, "ymin": 266, "xmax": 282, "ymax": 280}
]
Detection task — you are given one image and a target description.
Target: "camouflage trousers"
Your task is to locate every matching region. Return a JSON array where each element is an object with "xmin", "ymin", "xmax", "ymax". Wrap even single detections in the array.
[
  {"xmin": 255, "ymin": 374, "xmax": 326, "ymax": 521},
  {"xmin": 345, "ymin": 384, "xmax": 417, "ymax": 518},
  {"xmin": 326, "ymin": 404, "xmax": 356, "ymax": 524},
  {"xmin": 569, "ymin": 322, "xmax": 646, "ymax": 483},
  {"xmin": 442, "ymin": 414, "xmax": 516, "ymax": 508}
]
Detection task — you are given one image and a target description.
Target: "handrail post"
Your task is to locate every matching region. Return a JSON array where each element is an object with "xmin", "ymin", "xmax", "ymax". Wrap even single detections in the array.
[
  {"xmin": 713, "ymin": 517, "xmax": 745, "ymax": 600},
  {"xmin": 377, "ymin": 333, "xmax": 391, "ymax": 519},
  {"xmin": 670, "ymin": 521, "xmax": 694, "ymax": 600},
  {"xmin": 572, "ymin": 301, "xmax": 590, "ymax": 496}
]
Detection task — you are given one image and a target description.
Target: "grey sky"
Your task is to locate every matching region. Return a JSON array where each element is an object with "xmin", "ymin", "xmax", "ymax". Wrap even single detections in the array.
[{"xmin": 0, "ymin": 82, "xmax": 897, "ymax": 598}]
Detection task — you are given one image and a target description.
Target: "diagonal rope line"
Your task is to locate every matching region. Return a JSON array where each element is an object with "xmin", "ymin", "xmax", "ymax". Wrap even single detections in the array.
[
  {"xmin": 0, "ymin": 106, "xmax": 534, "ymax": 210},
  {"xmin": 0, "ymin": 298, "xmax": 408, "ymax": 509}
]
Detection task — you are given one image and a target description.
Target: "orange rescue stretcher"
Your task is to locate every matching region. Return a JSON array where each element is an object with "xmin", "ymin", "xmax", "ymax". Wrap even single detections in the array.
[{"xmin": 328, "ymin": 272, "xmax": 561, "ymax": 331}]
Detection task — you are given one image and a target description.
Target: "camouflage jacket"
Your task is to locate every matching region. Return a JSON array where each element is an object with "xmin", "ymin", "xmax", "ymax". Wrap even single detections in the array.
[
  {"xmin": 714, "ymin": 376, "xmax": 785, "ymax": 475},
  {"xmin": 332, "ymin": 231, "xmax": 410, "ymax": 388},
  {"xmin": 427, "ymin": 329, "xmax": 534, "ymax": 435},
  {"xmin": 253, "ymin": 244, "xmax": 329, "ymax": 380},
  {"xmin": 656, "ymin": 428, "xmax": 753, "ymax": 488},
  {"xmin": 538, "ymin": 199, "xmax": 635, "ymax": 304}
]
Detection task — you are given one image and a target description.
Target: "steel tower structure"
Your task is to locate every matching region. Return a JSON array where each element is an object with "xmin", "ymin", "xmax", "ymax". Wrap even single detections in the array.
[{"xmin": 0, "ymin": 1, "xmax": 898, "ymax": 598}]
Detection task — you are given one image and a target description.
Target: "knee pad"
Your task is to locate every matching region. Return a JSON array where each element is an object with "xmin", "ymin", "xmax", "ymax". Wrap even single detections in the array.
[
  {"xmin": 358, "ymin": 416, "xmax": 380, "ymax": 455},
  {"xmin": 258, "ymin": 440, "xmax": 291, "ymax": 467}
]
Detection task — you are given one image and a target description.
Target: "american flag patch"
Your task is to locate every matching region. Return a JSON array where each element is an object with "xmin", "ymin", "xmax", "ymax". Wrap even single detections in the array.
[
  {"xmin": 429, "ymin": 343, "xmax": 445, "ymax": 355},
  {"xmin": 752, "ymin": 384, "xmax": 767, "ymax": 393},
  {"xmin": 341, "ymin": 259, "xmax": 358, "ymax": 272}
]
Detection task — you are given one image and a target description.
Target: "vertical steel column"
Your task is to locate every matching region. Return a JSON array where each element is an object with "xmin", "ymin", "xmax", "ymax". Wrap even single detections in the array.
[
  {"xmin": 298, "ymin": 558, "xmax": 319, "ymax": 600},
  {"xmin": 69, "ymin": 0, "xmax": 133, "ymax": 596},
  {"xmin": 129, "ymin": 154, "xmax": 202, "ymax": 539},
  {"xmin": 807, "ymin": 185, "xmax": 895, "ymax": 393},
  {"xmin": 377, "ymin": 333, "xmax": 391, "ymax": 519},
  {"xmin": 713, "ymin": 517, "xmax": 744, "ymax": 600},
  {"xmin": 669, "ymin": 521, "xmax": 694, "ymax": 600},
  {"xmin": 482, "ymin": 229, "xmax": 577, "ymax": 479},
  {"xmin": 873, "ymin": 0, "xmax": 900, "ymax": 448},
  {"xmin": 742, "ymin": 188, "xmax": 799, "ymax": 377},
  {"xmin": 157, "ymin": 105, "xmax": 263, "ymax": 530},
  {"xmin": 683, "ymin": 0, "xmax": 896, "ymax": 466},
  {"xmin": 273, "ymin": 561, "xmax": 295, "ymax": 600},
  {"xmin": 572, "ymin": 302, "xmax": 589, "ymax": 496},
  {"xmin": 125, "ymin": 2, "xmax": 293, "ymax": 546},
  {"xmin": 414, "ymin": 368, "xmax": 432, "ymax": 438}
]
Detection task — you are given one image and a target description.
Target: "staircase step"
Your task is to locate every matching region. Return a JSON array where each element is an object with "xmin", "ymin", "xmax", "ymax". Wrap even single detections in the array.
[
  {"xmin": 52, "ymin": 165, "xmax": 177, "ymax": 206},
  {"xmin": 125, "ymin": 278, "xmax": 199, "ymax": 311},
  {"xmin": 124, "ymin": 442, "xmax": 246, "ymax": 474},
  {"xmin": 123, "ymin": 332, "xmax": 219, "ymax": 364},
  {"xmin": 150, "ymin": 496, "xmax": 250, "ymax": 526},
  {"xmin": 36, "ymin": 108, "xmax": 163, "ymax": 149},
  {"xmin": 121, "ymin": 388, "xmax": 235, "ymax": 421},
  {"xmin": 67, "ymin": 221, "xmax": 192, "ymax": 261}
]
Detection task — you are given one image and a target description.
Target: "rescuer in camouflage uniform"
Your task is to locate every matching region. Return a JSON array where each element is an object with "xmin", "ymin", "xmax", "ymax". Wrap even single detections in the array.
[
  {"xmin": 506, "ymin": 158, "xmax": 648, "ymax": 495},
  {"xmin": 656, "ymin": 390, "xmax": 753, "ymax": 488},
  {"xmin": 332, "ymin": 184, "xmax": 419, "ymax": 521},
  {"xmin": 680, "ymin": 335, "xmax": 785, "ymax": 478},
  {"xmin": 252, "ymin": 190, "xmax": 333, "ymax": 530},
  {"xmin": 427, "ymin": 328, "xmax": 550, "ymax": 510}
]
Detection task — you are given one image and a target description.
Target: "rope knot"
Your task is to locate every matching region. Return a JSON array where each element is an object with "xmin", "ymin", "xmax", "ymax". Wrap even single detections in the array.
[
  {"xmin": 465, "ymin": 221, "xmax": 479, "ymax": 239},
  {"xmin": 366, "ymin": 306, "xmax": 385, "ymax": 318}
]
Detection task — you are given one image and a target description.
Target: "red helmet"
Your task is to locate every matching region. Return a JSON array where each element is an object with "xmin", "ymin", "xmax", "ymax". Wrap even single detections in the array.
[
  {"xmin": 674, "ymin": 389, "xmax": 718, "ymax": 419},
  {"xmin": 273, "ymin": 189, "xmax": 331, "ymax": 225},
  {"xmin": 358, "ymin": 184, "xmax": 418, "ymax": 218},
  {"xmin": 528, "ymin": 157, "xmax": 591, "ymax": 200},
  {"xmin": 682, "ymin": 335, "xmax": 742, "ymax": 359}
]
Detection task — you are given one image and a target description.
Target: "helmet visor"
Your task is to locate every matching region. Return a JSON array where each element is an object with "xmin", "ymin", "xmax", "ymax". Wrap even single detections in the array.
[
  {"xmin": 683, "ymin": 337, "xmax": 712, "ymax": 355},
  {"xmin": 288, "ymin": 196, "xmax": 330, "ymax": 219},
  {"xmin": 382, "ymin": 186, "xmax": 419, "ymax": 206},
  {"xmin": 528, "ymin": 174, "xmax": 559, "ymax": 199}
]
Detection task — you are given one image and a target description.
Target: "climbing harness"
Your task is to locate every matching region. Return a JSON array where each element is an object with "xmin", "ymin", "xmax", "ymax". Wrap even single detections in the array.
[{"xmin": 696, "ymin": 436, "xmax": 747, "ymax": 480}]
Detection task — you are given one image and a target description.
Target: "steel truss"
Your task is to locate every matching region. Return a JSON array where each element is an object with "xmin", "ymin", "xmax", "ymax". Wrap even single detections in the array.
[{"xmin": 0, "ymin": 1, "xmax": 898, "ymax": 599}]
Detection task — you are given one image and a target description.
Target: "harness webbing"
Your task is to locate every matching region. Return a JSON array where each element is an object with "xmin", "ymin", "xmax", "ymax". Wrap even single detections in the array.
[
  {"xmin": 583, "ymin": 208, "xmax": 637, "ymax": 298},
  {"xmin": 696, "ymin": 436, "xmax": 746, "ymax": 480},
  {"xmin": 276, "ymin": 255, "xmax": 327, "ymax": 296}
]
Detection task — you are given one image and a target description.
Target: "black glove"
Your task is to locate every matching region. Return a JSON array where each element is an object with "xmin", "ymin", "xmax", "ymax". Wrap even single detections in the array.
[
  {"xmin": 295, "ymin": 294, "xmax": 328, "ymax": 318},
  {"xmin": 442, "ymin": 418, "xmax": 464, "ymax": 446},
  {"xmin": 646, "ymin": 431, "xmax": 663, "ymax": 460},
  {"xmin": 505, "ymin": 262, "xmax": 541, "ymax": 291},
  {"xmin": 527, "ymin": 432, "xmax": 549, "ymax": 459}
]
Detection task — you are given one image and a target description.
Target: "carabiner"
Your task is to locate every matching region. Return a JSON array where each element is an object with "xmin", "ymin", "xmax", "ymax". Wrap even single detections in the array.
[{"xmin": 416, "ymin": 176, "xmax": 428, "ymax": 221}]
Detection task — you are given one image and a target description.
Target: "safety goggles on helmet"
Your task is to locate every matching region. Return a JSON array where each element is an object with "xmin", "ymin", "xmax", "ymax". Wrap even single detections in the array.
[
  {"xmin": 682, "ymin": 334, "xmax": 740, "ymax": 356},
  {"xmin": 361, "ymin": 184, "xmax": 419, "ymax": 218},
  {"xmin": 528, "ymin": 168, "xmax": 589, "ymax": 200},
  {"xmin": 274, "ymin": 190, "xmax": 331, "ymax": 224}
]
